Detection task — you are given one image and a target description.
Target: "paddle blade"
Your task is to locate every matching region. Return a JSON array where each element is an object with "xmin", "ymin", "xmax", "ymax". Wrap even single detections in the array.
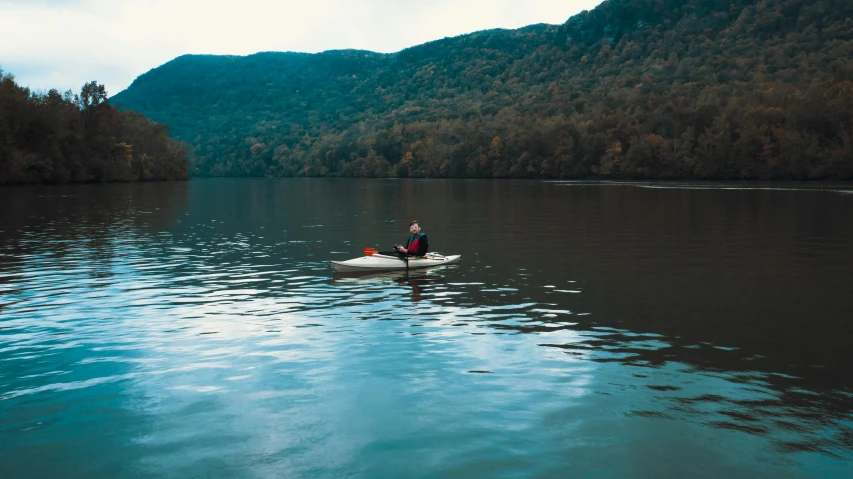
[{"xmin": 363, "ymin": 247, "xmax": 379, "ymax": 256}]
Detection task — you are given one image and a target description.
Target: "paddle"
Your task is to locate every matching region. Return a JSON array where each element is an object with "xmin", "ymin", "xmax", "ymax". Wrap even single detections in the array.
[
  {"xmin": 362, "ymin": 246, "xmax": 410, "ymax": 271},
  {"xmin": 364, "ymin": 247, "xmax": 408, "ymax": 265},
  {"xmin": 363, "ymin": 247, "xmax": 409, "ymax": 269}
]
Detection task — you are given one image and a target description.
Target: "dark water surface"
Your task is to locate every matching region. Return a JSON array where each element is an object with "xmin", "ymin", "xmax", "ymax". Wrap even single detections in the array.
[{"xmin": 1, "ymin": 179, "xmax": 852, "ymax": 478}]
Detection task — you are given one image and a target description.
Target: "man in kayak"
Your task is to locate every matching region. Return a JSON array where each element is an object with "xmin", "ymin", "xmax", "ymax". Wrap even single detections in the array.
[{"xmin": 391, "ymin": 220, "xmax": 429, "ymax": 257}]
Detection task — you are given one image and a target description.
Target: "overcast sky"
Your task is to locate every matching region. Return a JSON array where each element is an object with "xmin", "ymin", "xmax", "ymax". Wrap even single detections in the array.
[{"xmin": 1, "ymin": 0, "xmax": 601, "ymax": 96}]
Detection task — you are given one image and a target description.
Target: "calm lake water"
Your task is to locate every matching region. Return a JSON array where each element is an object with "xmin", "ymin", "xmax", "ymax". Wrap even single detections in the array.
[{"xmin": 1, "ymin": 179, "xmax": 852, "ymax": 478}]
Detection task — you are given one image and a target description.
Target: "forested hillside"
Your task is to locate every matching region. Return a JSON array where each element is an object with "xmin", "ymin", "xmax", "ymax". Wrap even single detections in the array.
[
  {"xmin": 0, "ymin": 73, "xmax": 189, "ymax": 185},
  {"xmin": 113, "ymin": 0, "xmax": 853, "ymax": 180}
]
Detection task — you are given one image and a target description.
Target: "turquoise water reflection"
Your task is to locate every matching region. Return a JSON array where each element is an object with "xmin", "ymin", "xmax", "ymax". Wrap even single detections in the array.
[{"xmin": 1, "ymin": 179, "xmax": 852, "ymax": 477}]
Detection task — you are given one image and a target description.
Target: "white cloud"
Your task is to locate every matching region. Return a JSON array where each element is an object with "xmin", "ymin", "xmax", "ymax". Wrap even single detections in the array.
[{"xmin": 0, "ymin": 0, "xmax": 601, "ymax": 95}]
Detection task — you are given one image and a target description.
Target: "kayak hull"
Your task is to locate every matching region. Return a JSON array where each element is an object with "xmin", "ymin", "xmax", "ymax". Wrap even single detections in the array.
[{"xmin": 331, "ymin": 254, "xmax": 461, "ymax": 273}]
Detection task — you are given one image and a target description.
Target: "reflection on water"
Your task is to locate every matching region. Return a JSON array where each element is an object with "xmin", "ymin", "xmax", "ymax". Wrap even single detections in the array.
[
  {"xmin": 333, "ymin": 267, "xmax": 454, "ymax": 302},
  {"xmin": 1, "ymin": 179, "xmax": 852, "ymax": 477}
]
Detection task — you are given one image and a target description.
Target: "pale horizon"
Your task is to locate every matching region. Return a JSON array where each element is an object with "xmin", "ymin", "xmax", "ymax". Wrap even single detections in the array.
[{"xmin": 0, "ymin": 0, "xmax": 602, "ymax": 96}]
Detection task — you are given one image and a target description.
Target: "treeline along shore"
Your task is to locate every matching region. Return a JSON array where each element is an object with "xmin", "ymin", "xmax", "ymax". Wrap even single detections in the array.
[
  {"xmin": 0, "ymin": 72, "xmax": 189, "ymax": 186},
  {"xmin": 110, "ymin": 0, "xmax": 853, "ymax": 180}
]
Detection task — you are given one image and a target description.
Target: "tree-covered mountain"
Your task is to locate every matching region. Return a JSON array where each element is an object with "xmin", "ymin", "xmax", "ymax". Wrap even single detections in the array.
[
  {"xmin": 0, "ymin": 73, "xmax": 189, "ymax": 185},
  {"xmin": 113, "ymin": 0, "xmax": 853, "ymax": 180}
]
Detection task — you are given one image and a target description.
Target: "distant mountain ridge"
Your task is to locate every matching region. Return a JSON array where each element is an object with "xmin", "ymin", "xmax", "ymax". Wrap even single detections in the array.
[{"xmin": 112, "ymin": 0, "xmax": 853, "ymax": 179}]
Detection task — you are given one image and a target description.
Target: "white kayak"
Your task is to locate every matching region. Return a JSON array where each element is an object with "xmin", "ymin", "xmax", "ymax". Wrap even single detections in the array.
[{"xmin": 331, "ymin": 253, "xmax": 461, "ymax": 273}]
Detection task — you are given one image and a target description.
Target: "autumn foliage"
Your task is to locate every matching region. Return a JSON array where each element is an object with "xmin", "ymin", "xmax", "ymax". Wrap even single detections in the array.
[
  {"xmin": 0, "ymin": 74, "xmax": 189, "ymax": 185},
  {"xmin": 113, "ymin": 0, "xmax": 853, "ymax": 180}
]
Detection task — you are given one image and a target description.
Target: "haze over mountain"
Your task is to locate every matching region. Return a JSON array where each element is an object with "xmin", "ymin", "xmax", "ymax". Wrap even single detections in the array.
[
  {"xmin": 112, "ymin": 0, "xmax": 853, "ymax": 180},
  {"xmin": 1, "ymin": 0, "xmax": 600, "ymax": 95}
]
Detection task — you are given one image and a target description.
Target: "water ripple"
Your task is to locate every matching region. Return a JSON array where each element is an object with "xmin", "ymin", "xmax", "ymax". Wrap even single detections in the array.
[{"xmin": 1, "ymin": 180, "xmax": 852, "ymax": 477}]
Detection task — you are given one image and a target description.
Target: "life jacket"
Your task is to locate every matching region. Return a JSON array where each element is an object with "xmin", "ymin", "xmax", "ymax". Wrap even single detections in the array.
[{"xmin": 406, "ymin": 232, "xmax": 426, "ymax": 256}]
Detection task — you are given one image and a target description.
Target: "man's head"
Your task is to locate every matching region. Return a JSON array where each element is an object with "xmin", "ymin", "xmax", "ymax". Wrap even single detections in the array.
[{"xmin": 409, "ymin": 220, "xmax": 421, "ymax": 234}]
